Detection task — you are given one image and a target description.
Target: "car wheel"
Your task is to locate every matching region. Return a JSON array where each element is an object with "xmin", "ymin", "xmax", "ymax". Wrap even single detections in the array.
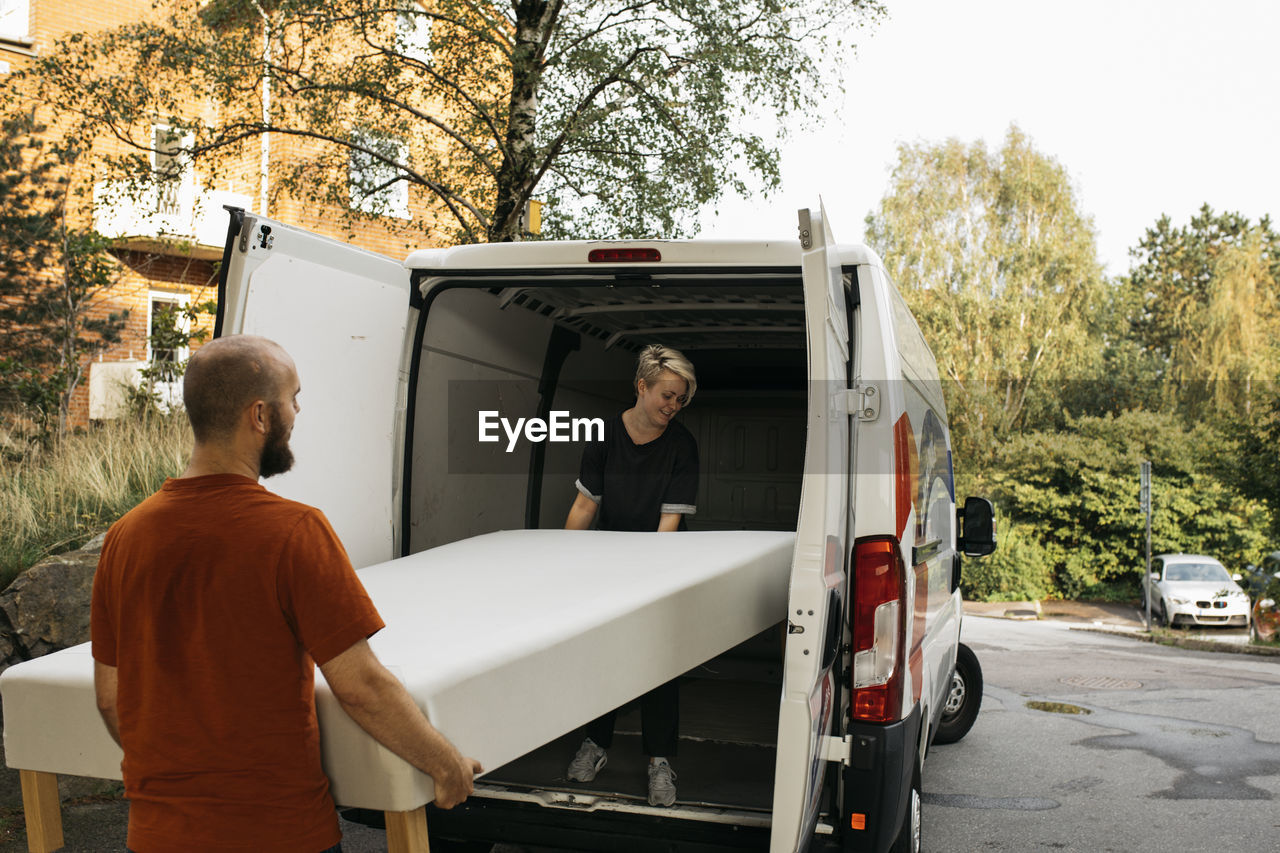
[
  {"xmin": 1155, "ymin": 600, "xmax": 1168, "ymax": 628},
  {"xmin": 934, "ymin": 643, "xmax": 982, "ymax": 745},
  {"xmin": 890, "ymin": 761, "xmax": 922, "ymax": 853}
]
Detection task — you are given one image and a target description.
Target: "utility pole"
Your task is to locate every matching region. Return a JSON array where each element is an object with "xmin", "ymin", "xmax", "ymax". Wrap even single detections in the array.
[{"xmin": 1141, "ymin": 460, "xmax": 1152, "ymax": 631}]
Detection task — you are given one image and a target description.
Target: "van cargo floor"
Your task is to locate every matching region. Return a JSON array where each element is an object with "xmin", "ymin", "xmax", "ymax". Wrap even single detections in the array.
[
  {"xmin": 483, "ymin": 677, "xmax": 780, "ymax": 811},
  {"xmin": 483, "ymin": 731, "xmax": 777, "ymax": 811}
]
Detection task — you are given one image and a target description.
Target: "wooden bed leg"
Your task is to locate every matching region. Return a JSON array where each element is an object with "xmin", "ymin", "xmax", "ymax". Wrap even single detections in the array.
[
  {"xmin": 384, "ymin": 806, "xmax": 430, "ymax": 853},
  {"xmin": 18, "ymin": 770, "xmax": 64, "ymax": 853}
]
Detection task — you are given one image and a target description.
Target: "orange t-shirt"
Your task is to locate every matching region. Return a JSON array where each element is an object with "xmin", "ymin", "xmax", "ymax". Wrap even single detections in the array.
[{"xmin": 91, "ymin": 474, "xmax": 385, "ymax": 853}]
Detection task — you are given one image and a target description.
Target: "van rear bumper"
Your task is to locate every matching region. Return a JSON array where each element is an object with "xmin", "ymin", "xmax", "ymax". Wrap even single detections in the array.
[
  {"xmin": 345, "ymin": 798, "xmax": 772, "ymax": 852},
  {"xmin": 838, "ymin": 704, "xmax": 922, "ymax": 852}
]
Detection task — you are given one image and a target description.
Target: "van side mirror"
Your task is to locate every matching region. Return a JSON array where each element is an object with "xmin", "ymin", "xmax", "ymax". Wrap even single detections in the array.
[{"xmin": 956, "ymin": 497, "xmax": 996, "ymax": 558}]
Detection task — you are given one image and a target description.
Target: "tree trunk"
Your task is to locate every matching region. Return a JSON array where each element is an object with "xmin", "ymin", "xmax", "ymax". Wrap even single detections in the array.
[{"xmin": 489, "ymin": 1, "xmax": 552, "ymax": 242}]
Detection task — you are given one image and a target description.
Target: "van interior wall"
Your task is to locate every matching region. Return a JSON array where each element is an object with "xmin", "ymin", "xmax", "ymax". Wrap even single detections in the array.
[
  {"xmin": 408, "ymin": 285, "xmax": 809, "ymax": 553},
  {"xmin": 408, "ymin": 284, "xmax": 632, "ymax": 553},
  {"xmin": 407, "ymin": 282, "xmax": 807, "ymax": 809}
]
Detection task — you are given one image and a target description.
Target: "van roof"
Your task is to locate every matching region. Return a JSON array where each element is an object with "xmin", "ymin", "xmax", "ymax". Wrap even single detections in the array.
[{"xmin": 404, "ymin": 239, "xmax": 882, "ymax": 271}]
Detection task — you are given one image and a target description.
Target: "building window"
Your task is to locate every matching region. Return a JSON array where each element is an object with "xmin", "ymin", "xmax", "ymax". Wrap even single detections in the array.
[
  {"xmin": 151, "ymin": 125, "xmax": 193, "ymax": 216},
  {"xmin": 148, "ymin": 292, "xmax": 191, "ymax": 368},
  {"xmin": 398, "ymin": 1, "xmax": 433, "ymax": 64},
  {"xmin": 0, "ymin": 0, "xmax": 29, "ymax": 40},
  {"xmin": 349, "ymin": 132, "xmax": 411, "ymax": 220},
  {"xmin": 144, "ymin": 292, "xmax": 191, "ymax": 412}
]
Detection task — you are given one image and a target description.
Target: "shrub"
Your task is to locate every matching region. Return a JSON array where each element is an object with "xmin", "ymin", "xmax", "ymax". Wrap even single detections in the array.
[
  {"xmin": 962, "ymin": 522, "xmax": 1054, "ymax": 602},
  {"xmin": 988, "ymin": 411, "xmax": 1273, "ymax": 600},
  {"xmin": 0, "ymin": 412, "xmax": 191, "ymax": 588}
]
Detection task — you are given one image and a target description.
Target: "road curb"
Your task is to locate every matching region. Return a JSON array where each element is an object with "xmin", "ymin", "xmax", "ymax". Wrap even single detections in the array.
[{"xmin": 1072, "ymin": 626, "xmax": 1280, "ymax": 657}]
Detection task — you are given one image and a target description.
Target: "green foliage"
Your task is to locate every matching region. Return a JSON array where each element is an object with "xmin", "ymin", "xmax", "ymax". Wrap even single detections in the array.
[
  {"xmin": 961, "ymin": 521, "xmax": 1053, "ymax": 602},
  {"xmin": 988, "ymin": 411, "xmax": 1271, "ymax": 600},
  {"xmin": 1229, "ymin": 379, "xmax": 1280, "ymax": 537},
  {"xmin": 129, "ymin": 300, "xmax": 217, "ymax": 416},
  {"xmin": 865, "ymin": 132, "xmax": 1278, "ymax": 602},
  {"xmin": 25, "ymin": 0, "xmax": 883, "ymax": 244},
  {"xmin": 864, "ymin": 126, "xmax": 1107, "ymax": 481},
  {"xmin": 1122, "ymin": 205, "xmax": 1280, "ymax": 421},
  {"xmin": 0, "ymin": 107, "xmax": 127, "ymax": 438},
  {"xmin": 0, "ymin": 412, "xmax": 192, "ymax": 589}
]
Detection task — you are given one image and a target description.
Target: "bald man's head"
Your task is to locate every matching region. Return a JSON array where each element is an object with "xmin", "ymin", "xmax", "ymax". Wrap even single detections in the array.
[{"xmin": 183, "ymin": 335, "xmax": 294, "ymax": 443}]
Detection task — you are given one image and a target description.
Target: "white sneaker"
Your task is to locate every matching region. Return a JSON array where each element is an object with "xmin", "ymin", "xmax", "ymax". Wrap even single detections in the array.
[
  {"xmin": 647, "ymin": 757, "xmax": 677, "ymax": 807},
  {"xmin": 567, "ymin": 738, "xmax": 607, "ymax": 782}
]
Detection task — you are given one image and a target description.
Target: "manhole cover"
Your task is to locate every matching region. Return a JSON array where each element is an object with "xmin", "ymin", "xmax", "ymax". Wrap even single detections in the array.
[{"xmin": 1060, "ymin": 675, "xmax": 1142, "ymax": 690}]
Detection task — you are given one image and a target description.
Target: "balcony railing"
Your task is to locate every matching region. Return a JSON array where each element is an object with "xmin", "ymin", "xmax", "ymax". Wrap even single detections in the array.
[{"xmin": 93, "ymin": 180, "xmax": 253, "ymax": 252}]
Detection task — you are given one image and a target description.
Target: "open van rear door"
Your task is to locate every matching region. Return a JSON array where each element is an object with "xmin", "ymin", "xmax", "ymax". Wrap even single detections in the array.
[
  {"xmin": 771, "ymin": 204, "xmax": 852, "ymax": 851},
  {"xmin": 217, "ymin": 213, "xmax": 411, "ymax": 569}
]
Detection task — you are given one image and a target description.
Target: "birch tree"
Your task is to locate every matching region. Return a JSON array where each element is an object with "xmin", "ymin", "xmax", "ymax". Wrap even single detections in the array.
[{"xmin": 864, "ymin": 126, "xmax": 1106, "ymax": 466}]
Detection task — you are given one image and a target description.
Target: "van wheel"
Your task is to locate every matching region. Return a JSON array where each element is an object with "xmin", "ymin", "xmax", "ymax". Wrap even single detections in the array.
[
  {"xmin": 933, "ymin": 643, "xmax": 982, "ymax": 745},
  {"xmin": 890, "ymin": 762, "xmax": 922, "ymax": 853}
]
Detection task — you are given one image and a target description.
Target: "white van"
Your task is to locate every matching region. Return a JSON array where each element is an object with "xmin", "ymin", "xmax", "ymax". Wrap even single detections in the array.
[{"xmin": 215, "ymin": 204, "xmax": 995, "ymax": 853}]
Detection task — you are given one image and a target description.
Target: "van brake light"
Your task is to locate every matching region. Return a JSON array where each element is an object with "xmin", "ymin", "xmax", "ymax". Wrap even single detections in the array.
[
  {"xmin": 851, "ymin": 537, "xmax": 906, "ymax": 723},
  {"xmin": 588, "ymin": 247, "xmax": 661, "ymax": 263}
]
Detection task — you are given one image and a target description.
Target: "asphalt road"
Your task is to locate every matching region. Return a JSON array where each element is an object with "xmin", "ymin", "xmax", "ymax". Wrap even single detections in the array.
[{"xmin": 923, "ymin": 615, "xmax": 1280, "ymax": 852}]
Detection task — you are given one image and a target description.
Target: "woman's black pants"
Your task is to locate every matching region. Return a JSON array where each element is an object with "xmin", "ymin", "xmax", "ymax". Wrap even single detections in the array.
[{"xmin": 585, "ymin": 678, "xmax": 679, "ymax": 757}]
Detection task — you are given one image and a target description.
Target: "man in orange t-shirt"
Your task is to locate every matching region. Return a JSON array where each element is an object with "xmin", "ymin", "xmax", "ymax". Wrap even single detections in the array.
[{"xmin": 91, "ymin": 334, "xmax": 481, "ymax": 853}]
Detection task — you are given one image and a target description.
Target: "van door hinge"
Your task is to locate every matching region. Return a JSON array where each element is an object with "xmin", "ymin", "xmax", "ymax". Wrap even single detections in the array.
[
  {"xmin": 838, "ymin": 384, "xmax": 879, "ymax": 421},
  {"xmin": 238, "ymin": 218, "xmax": 274, "ymax": 253},
  {"xmin": 820, "ymin": 734, "xmax": 853, "ymax": 765},
  {"xmin": 238, "ymin": 216, "xmax": 256, "ymax": 253},
  {"xmin": 798, "ymin": 209, "xmax": 813, "ymax": 250}
]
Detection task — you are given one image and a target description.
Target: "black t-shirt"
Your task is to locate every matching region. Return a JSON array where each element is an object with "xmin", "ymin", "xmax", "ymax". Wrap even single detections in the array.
[{"xmin": 576, "ymin": 413, "xmax": 699, "ymax": 532}]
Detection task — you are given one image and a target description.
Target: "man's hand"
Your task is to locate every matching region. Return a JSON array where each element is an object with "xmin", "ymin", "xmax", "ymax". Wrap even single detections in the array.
[
  {"xmin": 434, "ymin": 753, "xmax": 485, "ymax": 809},
  {"xmin": 320, "ymin": 640, "xmax": 483, "ymax": 806}
]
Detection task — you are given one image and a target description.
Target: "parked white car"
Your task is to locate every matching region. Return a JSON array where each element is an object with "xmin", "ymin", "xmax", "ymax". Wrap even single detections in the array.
[{"xmin": 1142, "ymin": 554, "xmax": 1251, "ymax": 628}]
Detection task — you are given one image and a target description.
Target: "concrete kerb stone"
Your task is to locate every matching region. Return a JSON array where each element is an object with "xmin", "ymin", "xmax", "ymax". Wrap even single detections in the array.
[
  {"xmin": 963, "ymin": 600, "xmax": 1279, "ymax": 657},
  {"xmin": 1071, "ymin": 625, "xmax": 1280, "ymax": 658}
]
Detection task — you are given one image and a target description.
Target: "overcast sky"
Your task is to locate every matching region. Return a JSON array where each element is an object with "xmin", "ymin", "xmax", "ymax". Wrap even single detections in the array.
[{"xmin": 697, "ymin": 0, "xmax": 1279, "ymax": 277}]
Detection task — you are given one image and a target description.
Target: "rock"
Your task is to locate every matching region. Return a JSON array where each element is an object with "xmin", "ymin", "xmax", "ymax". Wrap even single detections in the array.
[
  {"xmin": 80, "ymin": 532, "xmax": 107, "ymax": 555},
  {"xmin": 0, "ymin": 540, "xmax": 102, "ymax": 669},
  {"xmin": 0, "ymin": 618, "xmax": 12, "ymax": 670}
]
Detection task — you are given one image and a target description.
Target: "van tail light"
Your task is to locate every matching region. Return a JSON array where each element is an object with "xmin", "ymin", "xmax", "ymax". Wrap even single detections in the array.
[
  {"xmin": 587, "ymin": 247, "xmax": 661, "ymax": 263},
  {"xmin": 851, "ymin": 537, "xmax": 906, "ymax": 723}
]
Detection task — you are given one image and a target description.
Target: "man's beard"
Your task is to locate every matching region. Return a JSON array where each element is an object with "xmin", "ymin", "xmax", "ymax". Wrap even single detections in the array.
[{"xmin": 259, "ymin": 402, "xmax": 295, "ymax": 478}]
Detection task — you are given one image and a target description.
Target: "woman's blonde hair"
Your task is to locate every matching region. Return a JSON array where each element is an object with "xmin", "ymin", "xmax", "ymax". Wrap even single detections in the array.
[{"xmin": 635, "ymin": 344, "xmax": 697, "ymax": 405}]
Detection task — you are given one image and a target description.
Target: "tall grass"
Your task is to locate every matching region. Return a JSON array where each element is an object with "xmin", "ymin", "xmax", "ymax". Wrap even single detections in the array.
[{"xmin": 0, "ymin": 414, "xmax": 192, "ymax": 589}]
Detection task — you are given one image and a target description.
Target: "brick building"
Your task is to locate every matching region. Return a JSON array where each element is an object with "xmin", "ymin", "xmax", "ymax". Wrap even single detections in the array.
[{"xmin": 1, "ymin": 0, "xmax": 455, "ymax": 428}]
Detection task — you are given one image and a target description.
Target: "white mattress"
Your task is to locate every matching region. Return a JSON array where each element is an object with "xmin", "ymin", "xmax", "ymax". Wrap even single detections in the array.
[{"xmin": 2, "ymin": 528, "xmax": 795, "ymax": 811}]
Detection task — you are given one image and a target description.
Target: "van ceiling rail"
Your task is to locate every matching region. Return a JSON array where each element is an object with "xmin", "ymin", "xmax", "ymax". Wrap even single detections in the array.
[
  {"xmin": 604, "ymin": 325, "xmax": 802, "ymax": 350},
  {"xmin": 560, "ymin": 301, "xmax": 805, "ymax": 317},
  {"xmin": 479, "ymin": 279, "xmax": 809, "ymax": 353}
]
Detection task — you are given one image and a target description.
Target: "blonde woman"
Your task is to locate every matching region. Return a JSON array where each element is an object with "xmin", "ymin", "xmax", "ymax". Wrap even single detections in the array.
[{"xmin": 564, "ymin": 344, "xmax": 699, "ymax": 807}]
